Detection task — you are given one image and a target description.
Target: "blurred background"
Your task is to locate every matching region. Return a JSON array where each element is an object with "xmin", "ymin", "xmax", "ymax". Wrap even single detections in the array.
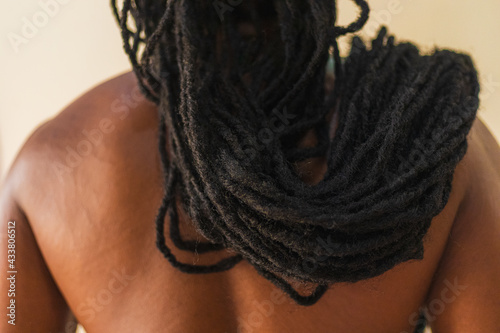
[{"xmin": 0, "ymin": 0, "xmax": 498, "ymax": 332}]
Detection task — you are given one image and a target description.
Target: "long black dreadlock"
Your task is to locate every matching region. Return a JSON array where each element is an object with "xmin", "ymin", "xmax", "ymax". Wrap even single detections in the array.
[{"xmin": 112, "ymin": 0, "xmax": 479, "ymax": 307}]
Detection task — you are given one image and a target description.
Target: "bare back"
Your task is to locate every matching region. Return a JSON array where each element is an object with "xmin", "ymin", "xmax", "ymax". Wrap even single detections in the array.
[{"xmin": 1, "ymin": 72, "xmax": 499, "ymax": 333}]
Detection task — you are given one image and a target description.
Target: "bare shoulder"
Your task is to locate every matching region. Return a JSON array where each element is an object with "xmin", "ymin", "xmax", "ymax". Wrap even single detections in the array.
[
  {"xmin": 16, "ymin": 71, "xmax": 157, "ymax": 165},
  {"xmin": 4, "ymin": 71, "xmax": 158, "ymax": 201},
  {"xmin": 0, "ymin": 74, "xmax": 154, "ymax": 333},
  {"xmin": 0, "ymin": 71, "xmax": 162, "ymax": 306},
  {"xmin": 425, "ymin": 117, "xmax": 500, "ymax": 332},
  {"xmin": 2, "ymin": 72, "xmax": 161, "ymax": 274},
  {"xmin": 0, "ymin": 71, "xmax": 161, "ymax": 332}
]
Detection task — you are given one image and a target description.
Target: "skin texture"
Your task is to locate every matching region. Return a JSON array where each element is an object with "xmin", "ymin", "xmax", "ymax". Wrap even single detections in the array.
[{"xmin": 0, "ymin": 72, "xmax": 499, "ymax": 333}]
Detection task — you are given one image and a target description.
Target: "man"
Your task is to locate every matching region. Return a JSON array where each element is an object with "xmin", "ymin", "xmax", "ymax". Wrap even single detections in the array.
[{"xmin": 1, "ymin": 0, "xmax": 499, "ymax": 332}]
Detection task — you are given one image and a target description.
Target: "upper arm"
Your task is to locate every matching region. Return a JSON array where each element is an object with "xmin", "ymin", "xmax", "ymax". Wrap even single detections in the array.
[
  {"xmin": 0, "ymin": 158, "xmax": 74, "ymax": 332},
  {"xmin": 425, "ymin": 118, "xmax": 500, "ymax": 332},
  {"xmin": 0, "ymin": 72, "xmax": 143, "ymax": 332}
]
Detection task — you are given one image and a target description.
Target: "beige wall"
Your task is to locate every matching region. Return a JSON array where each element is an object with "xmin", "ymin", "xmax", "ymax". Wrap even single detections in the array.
[{"xmin": 1, "ymin": 0, "xmax": 499, "ymax": 180}]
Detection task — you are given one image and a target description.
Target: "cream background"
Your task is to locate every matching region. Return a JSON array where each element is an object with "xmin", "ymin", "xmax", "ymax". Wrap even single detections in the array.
[{"xmin": 0, "ymin": 0, "xmax": 498, "ymax": 331}]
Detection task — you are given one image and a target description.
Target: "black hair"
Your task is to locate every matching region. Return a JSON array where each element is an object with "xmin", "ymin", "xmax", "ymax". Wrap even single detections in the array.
[{"xmin": 112, "ymin": 0, "xmax": 479, "ymax": 306}]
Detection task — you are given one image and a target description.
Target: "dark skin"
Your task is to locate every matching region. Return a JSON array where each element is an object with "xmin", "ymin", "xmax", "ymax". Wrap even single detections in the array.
[{"xmin": 1, "ymin": 72, "xmax": 499, "ymax": 333}]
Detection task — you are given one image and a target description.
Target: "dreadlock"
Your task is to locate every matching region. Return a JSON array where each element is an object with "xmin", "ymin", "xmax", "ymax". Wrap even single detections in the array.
[{"xmin": 112, "ymin": 0, "xmax": 479, "ymax": 307}]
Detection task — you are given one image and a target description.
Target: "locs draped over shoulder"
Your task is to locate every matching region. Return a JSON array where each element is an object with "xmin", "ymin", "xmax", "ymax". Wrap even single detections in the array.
[{"xmin": 113, "ymin": 0, "xmax": 479, "ymax": 306}]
